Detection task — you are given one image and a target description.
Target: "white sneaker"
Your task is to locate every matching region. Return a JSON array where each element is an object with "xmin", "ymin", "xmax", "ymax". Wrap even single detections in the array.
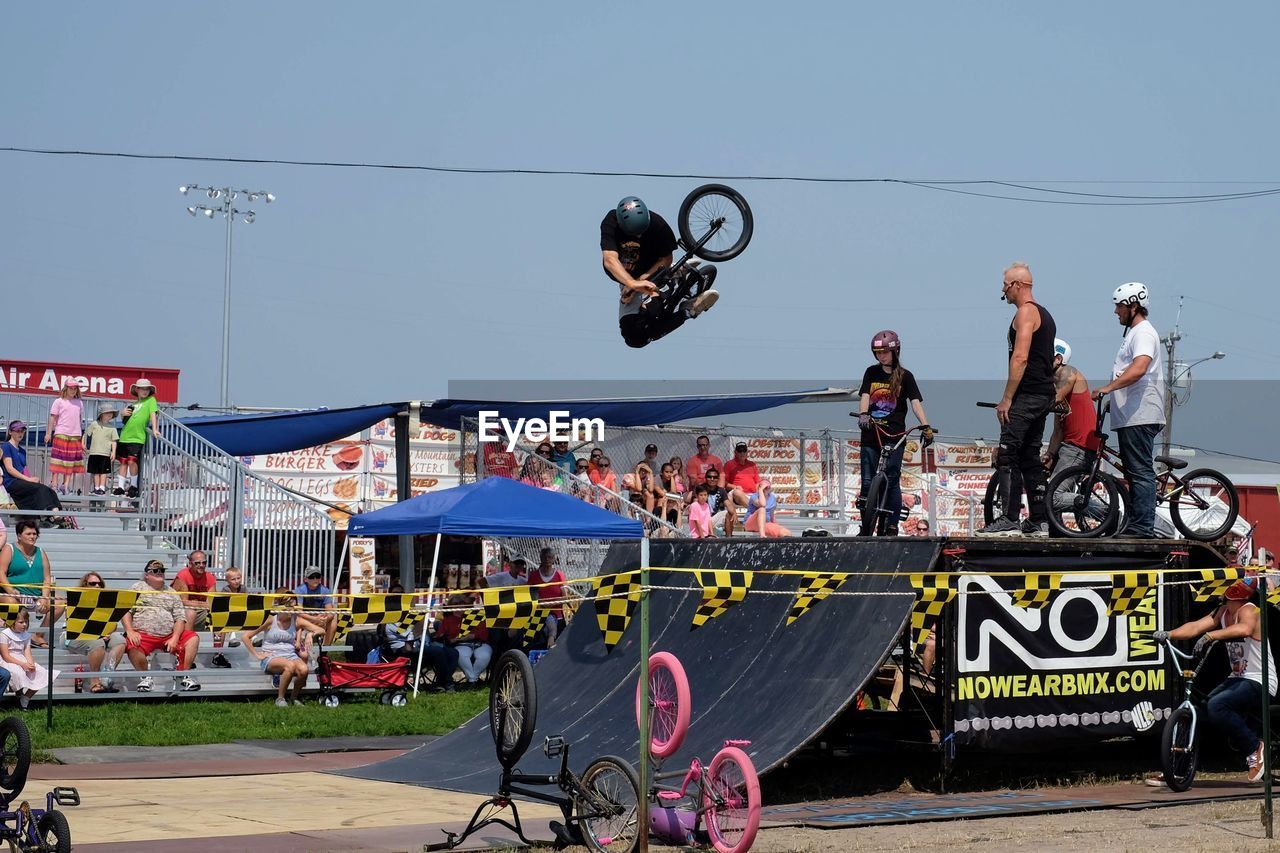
[
  {"xmin": 275, "ymin": 698, "xmax": 289, "ymax": 708},
  {"xmin": 136, "ymin": 676, "xmax": 153, "ymax": 692},
  {"xmin": 686, "ymin": 289, "xmax": 719, "ymax": 318},
  {"xmin": 179, "ymin": 675, "xmax": 201, "ymax": 692},
  {"xmin": 292, "ymin": 699, "xmax": 305, "ymax": 707}
]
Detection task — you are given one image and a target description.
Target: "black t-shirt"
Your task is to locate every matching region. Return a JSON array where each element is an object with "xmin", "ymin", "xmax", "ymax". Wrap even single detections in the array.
[
  {"xmin": 600, "ymin": 210, "xmax": 677, "ymax": 279},
  {"xmin": 1008, "ymin": 303, "xmax": 1056, "ymax": 397},
  {"xmin": 859, "ymin": 365, "xmax": 923, "ymax": 437}
]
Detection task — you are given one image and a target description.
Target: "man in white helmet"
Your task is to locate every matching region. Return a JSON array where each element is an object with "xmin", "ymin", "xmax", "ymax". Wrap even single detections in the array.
[{"xmin": 1093, "ymin": 283, "xmax": 1167, "ymax": 538}]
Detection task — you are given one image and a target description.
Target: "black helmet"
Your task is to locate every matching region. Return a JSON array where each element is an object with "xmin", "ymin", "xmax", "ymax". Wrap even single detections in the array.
[
  {"xmin": 616, "ymin": 196, "xmax": 651, "ymax": 237},
  {"xmin": 871, "ymin": 330, "xmax": 901, "ymax": 354}
]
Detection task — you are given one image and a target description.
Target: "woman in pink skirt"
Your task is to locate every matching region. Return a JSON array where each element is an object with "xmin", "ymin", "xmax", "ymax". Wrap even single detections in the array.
[
  {"xmin": 0, "ymin": 610, "xmax": 59, "ymax": 709},
  {"xmin": 45, "ymin": 380, "xmax": 85, "ymax": 494}
]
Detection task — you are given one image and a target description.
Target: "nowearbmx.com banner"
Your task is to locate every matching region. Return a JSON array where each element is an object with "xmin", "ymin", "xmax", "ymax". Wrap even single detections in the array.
[{"xmin": 953, "ymin": 555, "xmax": 1170, "ymax": 750}]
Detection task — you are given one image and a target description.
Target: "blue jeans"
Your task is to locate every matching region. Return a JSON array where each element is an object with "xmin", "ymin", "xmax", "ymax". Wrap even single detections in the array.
[
  {"xmin": 1206, "ymin": 676, "xmax": 1264, "ymax": 755},
  {"xmin": 861, "ymin": 441, "xmax": 905, "ymax": 531},
  {"xmin": 0, "ymin": 667, "xmax": 9, "ymax": 698},
  {"xmin": 1116, "ymin": 423, "xmax": 1161, "ymax": 537}
]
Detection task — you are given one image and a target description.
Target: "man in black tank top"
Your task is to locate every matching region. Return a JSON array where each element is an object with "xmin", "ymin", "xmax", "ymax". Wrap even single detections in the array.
[{"xmin": 978, "ymin": 261, "xmax": 1057, "ymax": 536}]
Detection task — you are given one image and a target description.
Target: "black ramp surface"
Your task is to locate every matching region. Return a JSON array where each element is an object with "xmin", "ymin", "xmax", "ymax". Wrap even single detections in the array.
[{"xmin": 341, "ymin": 537, "xmax": 940, "ymax": 794}]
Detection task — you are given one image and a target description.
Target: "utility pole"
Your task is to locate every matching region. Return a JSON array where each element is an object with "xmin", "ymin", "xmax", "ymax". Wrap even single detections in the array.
[{"xmin": 1160, "ymin": 329, "xmax": 1181, "ymax": 458}]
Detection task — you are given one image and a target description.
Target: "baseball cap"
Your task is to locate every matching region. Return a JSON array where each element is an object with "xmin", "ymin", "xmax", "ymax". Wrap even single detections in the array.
[
  {"xmin": 6, "ymin": 420, "xmax": 25, "ymax": 433},
  {"xmin": 735, "ymin": 442, "xmax": 748, "ymax": 451},
  {"xmin": 645, "ymin": 443, "xmax": 658, "ymax": 452},
  {"xmin": 305, "ymin": 567, "xmax": 324, "ymax": 579},
  {"xmin": 1224, "ymin": 579, "xmax": 1256, "ymax": 601}
]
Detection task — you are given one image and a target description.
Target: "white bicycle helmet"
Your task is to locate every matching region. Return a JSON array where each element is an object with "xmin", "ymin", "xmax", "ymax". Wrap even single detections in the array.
[
  {"xmin": 1113, "ymin": 282, "xmax": 1149, "ymax": 308},
  {"xmin": 1053, "ymin": 338, "xmax": 1072, "ymax": 365}
]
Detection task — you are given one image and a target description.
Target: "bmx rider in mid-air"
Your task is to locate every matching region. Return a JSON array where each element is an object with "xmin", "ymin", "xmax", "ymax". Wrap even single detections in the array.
[{"xmin": 601, "ymin": 196, "xmax": 719, "ymax": 348}]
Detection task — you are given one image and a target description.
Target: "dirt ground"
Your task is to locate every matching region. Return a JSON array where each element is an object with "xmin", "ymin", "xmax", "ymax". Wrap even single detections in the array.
[{"xmin": 742, "ymin": 800, "xmax": 1280, "ymax": 853}]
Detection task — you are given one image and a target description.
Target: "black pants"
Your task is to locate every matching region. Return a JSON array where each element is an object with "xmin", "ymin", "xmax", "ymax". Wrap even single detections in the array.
[
  {"xmin": 996, "ymin": 392, "xmax": 1052, "ymax": 524},
  {"xmin": 617, "ymin": 265, "xmax": 716, "ymax": 348},
  {"xmin": 6, "ymin": 480, "xmax": 62, "ymax": 512}
]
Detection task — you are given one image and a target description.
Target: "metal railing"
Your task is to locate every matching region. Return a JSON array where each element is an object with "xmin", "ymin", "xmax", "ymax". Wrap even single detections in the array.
[{"xmin": 141, "ymin": 409, "xmax": 336, "ymax": 591}]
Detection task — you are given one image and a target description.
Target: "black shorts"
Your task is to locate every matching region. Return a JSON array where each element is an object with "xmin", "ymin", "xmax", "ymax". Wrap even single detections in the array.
[
  {"xmin": 87, "ymin": 455, "xmax": 113, "ymax": 475},
  {"xmin": 116, "ymin": 442, "xmax": 144, "ymax": 463}
]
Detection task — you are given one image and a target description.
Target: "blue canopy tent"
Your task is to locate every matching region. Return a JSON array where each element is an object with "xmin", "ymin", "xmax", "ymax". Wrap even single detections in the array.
[{"xmin": 348, "ymin": 477, "xmax": 642, "ymax": 695}]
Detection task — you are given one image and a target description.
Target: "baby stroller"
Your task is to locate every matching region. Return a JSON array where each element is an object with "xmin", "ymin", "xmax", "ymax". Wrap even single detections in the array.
[{"xmin": 316, "ymin": 644, "xmax": 410, "ymax": 707}]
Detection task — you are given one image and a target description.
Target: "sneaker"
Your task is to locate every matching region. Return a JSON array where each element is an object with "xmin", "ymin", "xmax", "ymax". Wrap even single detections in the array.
[
  {"xmin": 1144, "ymin": 773, "xmax": 1169, "ymax": 787},
  {"xmin": 17, "ymin": 696, "xmax": 29, "ymax": 710},
  {"xmin": 685, "ymin": 289, "xmax": 719, "ymax": 318},
  {"xmin": 976, "ymin": 517, "xmax": 1023, "ymax": 536},
  {"xmin": 211, "ymin": 653, "xmax": 232, "ymax": 669},
  {"xmin": 272, "ymin": 674, "xmax": 281, "ymax": 688},
  {"xmin": 1020, "ymin": 520, "xmax": 1049, "ymax": 537},
  {"xmin": 112, "ymin": 486, "xmax": 125, "ymax": 496},
  {"xmin": 275, "ymin": 698, "xmax": 289, "ymax": 708},
  {"xmin": 126, "ymin": 486, "xmax": 139, "ymax": 499},
  {"xmin": 292, "ymin": 699, "xmax": 305, "ymax": 707},
  {"xmin": 179, "ymin": 675, "xmax": 201, "ymax": 692},
  {"xmin": 92, "ymin": 488, "xmax": 106, "ymax": 496},
  {"xmin": 136, "ymin": 676, "xmax": 153, "ymax": 692},
  {"xmin": 1249, "ymin": 742, "xmax": 1267, "ymax": 782}
]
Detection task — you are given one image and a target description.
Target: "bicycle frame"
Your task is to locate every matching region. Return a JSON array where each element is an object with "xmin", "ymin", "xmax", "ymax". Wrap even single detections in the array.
[
  {"xmin": 1163, "ymin": 638, "xmax": 1217, "ymax": 753},
  {"xmin": 860, "ymin": 422, "xmax": 931, "ymax": 533},
  {"xmin": 0, "ymin": 787, "xmax": 79, "ymax": 848},
  {"xmin": 647, "ymin": 739, "xmax": 752, "ymax": 843}
]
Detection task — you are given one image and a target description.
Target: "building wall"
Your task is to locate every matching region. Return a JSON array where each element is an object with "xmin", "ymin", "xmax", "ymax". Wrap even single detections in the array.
[{"xmin": 1238, "ymin": 485, "xmax": 1280, "ymax": 557}]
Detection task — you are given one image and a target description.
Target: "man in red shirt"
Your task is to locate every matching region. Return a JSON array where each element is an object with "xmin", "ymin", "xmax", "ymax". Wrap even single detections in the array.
[
  {"xmin": 685, "ymin": 435, "xmax": 723, "ymax": 484},
  {"xmin": 723, "ymin": 443, "xmax": 761, "ymax": 522},
  {"xmin": 172, "ymin": 550, "xmax": 217, "ymax": 631},
  {"xmin": 483, "ymin": 442, "xmax": 519, "ymax": 479},
  {"xmin": 1043, "ymin": 339, "xmax": 1104, "ymax": 523}
]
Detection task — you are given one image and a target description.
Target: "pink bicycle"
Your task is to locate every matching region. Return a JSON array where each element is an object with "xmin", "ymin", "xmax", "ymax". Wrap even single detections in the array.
[{"xmin": 637, "ymin": 652, "xmax": 761, "ymax": 853}]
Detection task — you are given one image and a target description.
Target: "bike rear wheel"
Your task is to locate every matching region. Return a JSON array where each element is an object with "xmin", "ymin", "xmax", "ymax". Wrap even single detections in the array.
[
  {"xmin": 1160, "ymin": 705, "xmax": 1199, "ymax": 792},
  {"xmin": 1046, "ymin": 465, "xmax": 1119, "ymax": 538},
  {"xmin": 575, "ymin": 755, "xmax": 641, "ymax": 853},
  {"xmin": 637, "ymin": 651, "xmax": 691, "ymax": 759},
  {"xmin": 0, "ymin": 716, "xmax": 32, "ymax": 793},
  {"xmin": 678, "ymin": 184, "xmax": 753, "ymax": 262},
  {"xmin": 703, "ymin": 745, "xmax": 761, "ymax": 853},
  {"xmin": 858, "ymin": 475, "xmax": 886, "ymax": 536},
  {"xmin": 1168, "ymin": 468, "xmax": 1239, "ymax": 542},
  {"xmin": 982, "ymin": 475, "xmax": 1001, "ymax": 527},
  {"xmin": 489, "ymin": 650, "xmax": 537, "ymax": 767}
]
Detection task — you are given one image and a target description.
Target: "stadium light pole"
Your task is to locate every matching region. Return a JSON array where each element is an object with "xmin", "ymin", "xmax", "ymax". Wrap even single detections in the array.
[{"xmin": 179, "ymin": 184, "xmax": 275, "ymax": 411}]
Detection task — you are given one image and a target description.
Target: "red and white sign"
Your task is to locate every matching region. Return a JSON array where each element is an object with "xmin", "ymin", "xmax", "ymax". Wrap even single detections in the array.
[{"xmin": 0, "ymin": 360, "xmax": 180, "ymax": 403}]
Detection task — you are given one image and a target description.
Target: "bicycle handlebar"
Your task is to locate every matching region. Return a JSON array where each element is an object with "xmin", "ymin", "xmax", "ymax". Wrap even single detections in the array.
[{"xmin": 976, "ymin": 401, "xmax": 998, "ymax": 408}]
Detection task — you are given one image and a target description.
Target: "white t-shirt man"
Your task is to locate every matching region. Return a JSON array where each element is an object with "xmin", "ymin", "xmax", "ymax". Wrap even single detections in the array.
[{"xmin": 1110, "ymin": 318, "xmax": 1167, "ymax": 429}]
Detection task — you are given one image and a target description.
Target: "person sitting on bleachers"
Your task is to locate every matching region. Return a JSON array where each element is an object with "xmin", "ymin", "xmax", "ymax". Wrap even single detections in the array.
[
  {"xmin": 744, "ymin": 480, "xmax": 792, "ymax": 538},
  {"xmin": 172, "ymin": 550, "xmax": 216, "ymax": 631},
  {"xmin": 0, "ymin": 520, "xmax": 65, "ymax": 647},
  {"xmin": 121, "ymin": 560, "xmax": 200, "ymax": 693},
  {"xmin": 0, "ymin": 610, "xmax": 58, "ymax": 709},
  {"xmin": 437, "ymin": 592, "xmax": 491, "ymax": 688},
  {"xmin": 2, "ymin": 423, "xmax": 72, "ymax": 528},
  {"xmin": 242, "ymin": 589, "xmax": 323, "ymax": 707},
  {"xmin": 65, "ymin": 572, "xmax": 126, "ymax": 693},
  {"xmin": 419, "ymin": 608, "xmax": 460, "ymax": 693},
  {"xmin": 293, "ymin": 567, "xmax": 338, "ymax": 645}
]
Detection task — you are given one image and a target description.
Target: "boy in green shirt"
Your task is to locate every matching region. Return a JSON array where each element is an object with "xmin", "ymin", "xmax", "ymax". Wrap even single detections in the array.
[{"xmin": 115, "ymin": 378, "xmax": 160, "ymax": 498}]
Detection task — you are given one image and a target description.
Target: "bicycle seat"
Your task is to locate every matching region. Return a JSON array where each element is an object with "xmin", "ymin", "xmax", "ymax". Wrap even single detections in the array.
[{"xmin": 1155, "ymin": 455, "xmax": 1188, "ymax": 470}]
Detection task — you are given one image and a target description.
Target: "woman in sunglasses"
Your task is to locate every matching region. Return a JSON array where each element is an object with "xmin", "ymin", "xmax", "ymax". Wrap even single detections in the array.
[{"xmin": 65, "ymin": 573, "xmax": 127, "ymax": 693}]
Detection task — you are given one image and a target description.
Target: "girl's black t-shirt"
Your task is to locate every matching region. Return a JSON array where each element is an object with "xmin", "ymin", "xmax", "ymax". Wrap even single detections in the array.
[{"xmin": 859, "ymin": 365, "xmax": 922, "ymax": 436}]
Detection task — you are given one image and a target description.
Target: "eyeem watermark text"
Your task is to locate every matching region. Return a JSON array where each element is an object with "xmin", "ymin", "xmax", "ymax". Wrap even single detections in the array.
[{"xmin": 477, "ymin": 411, "xmax": 605, "ymax": 452}]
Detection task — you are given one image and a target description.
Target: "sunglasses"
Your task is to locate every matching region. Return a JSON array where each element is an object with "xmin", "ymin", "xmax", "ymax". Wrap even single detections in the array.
[
  {"xmin": 85, "ymin": 581, "xmax": 104, "ymax": 588},
  {"xmin": 190, "ymin": 561, "xmax": 207, "ymax": 567},
  {"xmin": 146, "ymin": 567, "xmax": 166, "ymax": 575},
  {"xmin": 599, "ymin": 463, "xmax": 610, "ymax": 467}
]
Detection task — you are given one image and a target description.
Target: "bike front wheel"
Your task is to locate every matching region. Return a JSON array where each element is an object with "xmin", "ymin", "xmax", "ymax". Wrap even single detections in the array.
[
  {"xmin": 1046, "ymin": 465, "xmax": 1119, "ymax": 538},
  {"xmin": 575, "ymin": 755, "xmax": 641, "ymax": 853},
  {"xmin": 703, "ymin": 745, "xmax": 761, "ymax": 853},
  {"xmin": 1168, "ymin": 468, "xmax": 1239, "ymax": 542},
  {"xmin": 489, "ymin": 650, "xmax": 537, "ymax": 768},
  {"xmin": 637, "ymin": 651, "xmax": 691, "ymax": 759},
  {"xmin": 0, "ymin": 716, "xmax": 32, "ymax": 794},
  {"xmin": 678, "ymin": 184, "xmax": 753, "ymax": 262},
  {"xmin": 1160, "ymin": 705, "xmax": 1199, "ymax": 792}
]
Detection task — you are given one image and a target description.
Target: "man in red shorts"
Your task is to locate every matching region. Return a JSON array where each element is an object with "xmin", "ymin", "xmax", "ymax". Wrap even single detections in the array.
[{"xmin": 121, "ymin": 559, "xmax": 201, "ymax": 692}]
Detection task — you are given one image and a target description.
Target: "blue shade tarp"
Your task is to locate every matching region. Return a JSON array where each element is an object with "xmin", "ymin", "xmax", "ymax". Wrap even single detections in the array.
[
  {"xmin": 419, "ymin": 388, "xmax": 851, "ymax": 430},
  {"xmin": 180, "ymin": 403, "xmax": 402, "ymax": 457},
  {"xmin": 347, "ymin": 477, "xmax": 643, "ymax": 539}
]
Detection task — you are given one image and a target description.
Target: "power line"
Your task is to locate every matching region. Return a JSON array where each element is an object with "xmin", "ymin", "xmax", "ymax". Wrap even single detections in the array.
[{"xmin": 4, "ymin": 146, "xmax": 1280, "ymax": 207}]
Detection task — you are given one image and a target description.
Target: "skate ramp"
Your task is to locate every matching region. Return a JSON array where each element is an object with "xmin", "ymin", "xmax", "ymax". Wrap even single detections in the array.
[{"xmin": 341, "ymin": 537, "xmax": 939, "ymax": 794}]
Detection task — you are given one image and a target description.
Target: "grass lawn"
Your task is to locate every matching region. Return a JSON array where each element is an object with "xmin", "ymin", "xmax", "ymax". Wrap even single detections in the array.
[{"xmin": 28, "ymin": 689, "xmax": 488, "ymax": 758}]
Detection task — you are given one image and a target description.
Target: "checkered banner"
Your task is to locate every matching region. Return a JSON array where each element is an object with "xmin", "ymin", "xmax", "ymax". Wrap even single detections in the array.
[
  {"xmin": 348, "ymin": 594, "xmax": 415, "ymax": 627},
  {"xmin": 334, "ymin": 610, "xmax": 355, "ymax": 641},
  {"xmin": 523, "ymin": 604, "xmax": 549, "ymax": 646},
  {"xmin": 208, "ymin": 594, "xmax": 272, "ymax": 632},
  {"xmin": 592, "ymin": 571, "xmax": 642, "ymax": 652},
  {"xmin": 65, "ymin": 588, "xmax": 139, "ymax": 640},
  {"xmin": 0, "ymin": 601, "xmax": 25, "ymax": 627},
  {"xmin": 482, "ymin": 585, "xmax": 537, "ymax": 632},
  {"xmin": 1108, "ymin": 571, "xmax": 1158, "ymax": 616},
  {"xmin": 1009, "ymin": 573, "xmax": 1061, "ymax": 610},
  {"xmin": 691, "ymin": 570, "xmax": 753, "ymax": 630},
  {"xmin": 1195, "ymin": 567, "xmax": 1243, "ymax": 603},
  {"xmin": 786, "ymin": 572, "xmax": 849, "ymax": 625},
  {"xmin": 460, "ymin": 607, "xmax": 486, "ymax": 635},
  {"xmin": 909, "ymin": 573, "xmax": 955, "ymax": 654}
]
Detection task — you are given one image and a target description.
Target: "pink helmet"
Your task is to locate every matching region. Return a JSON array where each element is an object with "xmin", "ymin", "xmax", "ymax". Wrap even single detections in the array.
[{"xmin": 871, "ymin": 330, "xmax": 900, "ymax": 353}]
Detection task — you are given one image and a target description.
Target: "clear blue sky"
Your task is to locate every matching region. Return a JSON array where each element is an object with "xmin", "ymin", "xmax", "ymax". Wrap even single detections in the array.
[{"xmin": 5, "ymin": 3, "xmax": 1278, "ymax": 415}]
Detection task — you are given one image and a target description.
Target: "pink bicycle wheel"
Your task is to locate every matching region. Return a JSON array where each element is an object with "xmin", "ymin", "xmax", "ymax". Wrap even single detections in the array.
[
  {"xmin": 703, "ymin": 745, "xmax": 761, "ymax": 853},
  {"xmin": 635, "ymin": 651, "xmax": 691, "ymax": 759}
]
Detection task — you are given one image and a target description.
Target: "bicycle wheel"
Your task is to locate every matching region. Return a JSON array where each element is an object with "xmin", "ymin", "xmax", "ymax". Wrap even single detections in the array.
[
  {"xmin": 1160, "ymin": 706, "xmax": 1199, "ymax": 792},
  {"xmin": 0, "ymin": 716, "xmax": 32, "ymax": 793},
  {"xmin": 31, "ymin": 809, "xmax": 71, "ymax": 853},
  {"xmin": 982, "ymin": 475, "xmax": 1001, "ymax": 527},
  {"xmin": 1169, "ymin": 468, "xmax": 1239, "ymax": 542},
  {"xmin": 678, "ymin": 184, "xmax": 753, "ymax": 262},
  {"xmin": 1046, "ymin": 465, "xmax": 1119, "ymax": 538},
  {"xmin": 489, "ymin": 650, "xmax": 537, "ymax": 767},
  {"xmin": 637, "ymin": 651, "xmax": 691, "ymax": 759},
  {"xmin": 575, "ymin": 755, "xmax": 641, "ymax": 853},
  {"xmin": 858, "ymin": 476, "xmax": 885, "ymax": 536},
  {"xmin": 703, "ymin": 745, "xmax": 761, "ymax": 853}
]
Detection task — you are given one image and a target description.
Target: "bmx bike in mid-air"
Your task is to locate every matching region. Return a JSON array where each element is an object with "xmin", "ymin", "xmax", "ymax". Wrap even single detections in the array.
[{"xmin": 654, "ymin": 184, "xmax": 754, "ymax": 309}]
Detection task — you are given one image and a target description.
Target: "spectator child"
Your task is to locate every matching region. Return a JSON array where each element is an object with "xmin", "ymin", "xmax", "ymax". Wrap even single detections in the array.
[
  {"xmin": 0, "ymin": 610, "xmax": 58, "ymax": 709},
  {"xmin": 115, "ymin": 378, "xmax": 160, "ymax": 498},
  {"xmin": 83, "ymin": 404, "xmax": 119, "ymax": 496},
  {"xmin": 688, "ymin": 484, "xmax": 713, "ymax": 538},
  {"xmin": 667, "ymin": 456, "xmax": 687, "ymax": 494},
  {"xmin": 45, "ymin": 379, "xmax": 85, "ymax": 495},
  {"xmin": 242, "ymin": 590, "xmax": 323, "ymax": 707},
  {"xmin": 658, "ymin": 462, "xmax": 683, "ymax": 526},
  {"xmin": 745, "ymin": 480, "xmax": 792, "ymax": 537}
]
